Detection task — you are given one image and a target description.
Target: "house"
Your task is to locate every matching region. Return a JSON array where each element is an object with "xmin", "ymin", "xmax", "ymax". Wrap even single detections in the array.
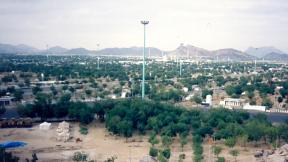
[
  {"xmin": 219, "ymin": 98, "xmax": 244, "ymax": 109},
  {"xmin": 182, "ymin": 87, "xmax": 189, "ymax": 93},
  {"xmin": 0, "ymin": 96, "xmax": 15, "ymax": 106}
]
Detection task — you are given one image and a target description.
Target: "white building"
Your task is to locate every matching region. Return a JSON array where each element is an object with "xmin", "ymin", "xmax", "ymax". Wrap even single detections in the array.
[
  {"xmin": 121, "ymin": 92, "xmax": 127, "ymax": 98},
  {"xmin": 185, "ymin": 94, "xmax": 194, "ymax": 101},
  {"xmin": 39, "ymin": 122, "xmax": 51, "ymax": 130},
  {"xmin": 219, "ymin": 98, "xmax": 244, "ymax": 109},
  {"xmin": 206, "ymin": 95, "xmax": 212, "ymax": 106},
  {"xmin": 0, "ymin": 96, "xmax": 15, "ymax": 106},
  {"xmin": 243, "ymin": 103, "xmax": 266, "ymax": 111},
  {"xmin": 182, "ymin": 87, "xmax": 189, "ymax": 93}
]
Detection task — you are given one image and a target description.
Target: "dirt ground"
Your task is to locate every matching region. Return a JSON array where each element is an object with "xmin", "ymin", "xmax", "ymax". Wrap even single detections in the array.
[
  {"xmin": 202, "ymin": 143, "xmax": 257, "ymax": 162},
  {"xmin": 0, "ymin": 122, "xmax": 258, "ymax": 162}
]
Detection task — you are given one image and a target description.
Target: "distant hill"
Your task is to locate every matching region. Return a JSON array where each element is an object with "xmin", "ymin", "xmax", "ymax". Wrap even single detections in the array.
[
  {"xmin": 262, "ymin": 52, "xmax": 288, "ymax": 61},
  {"xmin": 0, "ymin": 43, "xmax": 287, "ymax": 61},
  {"xmin": 168, "ymin": 44, "xmax": 211, "ymax": 58},
  {"xmin": 168, "ymin": 45, "xmax": 256, "ymax": 61},
  {"xmin": 64, "ymin": 48, "xmax": 93, "ymax": 55},
  {"xmin": 0, "ymin": 43, "xmax": 39, "ymax": 54},
  {"xmin": 42, "ymin": 46, "xmax": 68, "ymax": 54},
  {"xmin": 245, "ymin": 47, "xmax": 284, "ymax": 58},
  {"xmin": 95, "ymin": 47, "xmax": 163, "ymax": 56},
  {"xmin": 213, "ymin": 48, "xmax": 257, "ymax": 61}
]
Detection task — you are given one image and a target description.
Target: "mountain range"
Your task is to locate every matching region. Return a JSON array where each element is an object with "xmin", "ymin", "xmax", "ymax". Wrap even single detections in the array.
[{"xmin": 0, "ymin": 43, "xmax": 287, "ymax": 61}]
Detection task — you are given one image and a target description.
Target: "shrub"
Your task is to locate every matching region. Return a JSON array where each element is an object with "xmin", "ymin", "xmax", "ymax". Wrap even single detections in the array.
[
  {"xmin": 72, "ymin": 151, "xmax": 88, "ymax": 162},
  {"xmin": 162, "ymin": 148, "xmax": 171, "ymax": 159},
  {"xmin": 79, "ymin": 126, "xmax": 88, "ymax": 135},
  {"xmin": 0, "ymin": 106, "xmax": 6, "ymax": 115},
  {"xmin": 216, "ymin": 157, "xmax": 225, "ymax": 162},
  {"xmin": 149, "ymin": 147, "xmax": 158, "ymax": 157}
]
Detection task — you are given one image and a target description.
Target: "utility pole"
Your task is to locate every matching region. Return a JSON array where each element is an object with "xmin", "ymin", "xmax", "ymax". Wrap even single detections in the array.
[
  {"xmin": 97, "ymin": 44, "xmax": 100, "ymax": 69},
  {"xmin": 141, "ymin": 20, "xmax": 149, "ymax": 99},
  {"xmin": 255, "ymin": 59, "xmax": 257, "ymax": 71},
  {"xmin": 97, "ymin": 57, "xmax": 100, "ymax": 69},
  {"xmin": 179, "ymin": 60, "xmax": 182, "ymax": 76}
]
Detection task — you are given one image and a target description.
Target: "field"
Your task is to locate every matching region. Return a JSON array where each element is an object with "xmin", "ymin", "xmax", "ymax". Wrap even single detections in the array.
[{"xmin": 0, "ymin": 122, "xmax": 259, "ymax": 162}]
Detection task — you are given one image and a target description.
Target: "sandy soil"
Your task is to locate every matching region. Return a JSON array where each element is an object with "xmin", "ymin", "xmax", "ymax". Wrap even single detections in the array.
[
  {"xmin": 0, "ymin": 122, "xmax": 194, "ymax": 162},
  {"xmin": 0, "ymin": 122, "xmax": 259, "ymax": 162}
]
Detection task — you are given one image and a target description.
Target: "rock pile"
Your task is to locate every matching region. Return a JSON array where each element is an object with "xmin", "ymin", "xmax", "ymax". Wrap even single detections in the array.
[
  {"xmin": 56, "ymin": 121, "xmax": 70, "ymax": 142},
  {"xmin": 139, "ymin": 156, "xmax": 157, "ymax": 162},
  {"xmin": 255, "ymin": 144, "xmax": 288, "ymax": 162}
]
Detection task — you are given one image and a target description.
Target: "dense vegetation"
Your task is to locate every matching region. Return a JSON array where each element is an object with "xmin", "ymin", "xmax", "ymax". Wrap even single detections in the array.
[{"xmin": 1, "ymin": 55, "xmax": 288, "ymax": 107}]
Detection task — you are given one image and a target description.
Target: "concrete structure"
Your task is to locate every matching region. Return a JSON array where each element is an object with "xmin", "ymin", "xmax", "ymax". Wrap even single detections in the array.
[
  {"xmin": 182, "ymin": 87, "xmax": 189, "ymax": 93},
  {"xmin": 243, "ymin": 103, "xmax": 266, "ymax": 111},
  {"xmin": 185, "ymin": 94, "xmax": 194, "ymax": 101},
  {"xmin": 0, "ymin": 96, "xmax": 15, "ymax": 106},
  {"xmin": 39, "ymin": 122, "xmax": 51, "ymax": 130},
  {"xmin": 206, "ymin": 95, "xmax": 212, "ymax": 106},
  {"xmin": 219, "ymin": 98, "xmax": 244, "ymax": 109},
  {"xmin": 56, "ymin": 121, "xmax": 70, "ymax": 142}
]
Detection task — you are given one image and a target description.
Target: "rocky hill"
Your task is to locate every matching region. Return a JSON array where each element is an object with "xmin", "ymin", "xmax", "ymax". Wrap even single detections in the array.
[{"xmin": 246, "ymin": 46, "xmax": 285, "ymax": 58}]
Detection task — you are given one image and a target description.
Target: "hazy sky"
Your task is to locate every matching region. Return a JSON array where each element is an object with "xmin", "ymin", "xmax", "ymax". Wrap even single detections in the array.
[{"xmin": 0, "ymin": 0, "xmax": 288, "ymax": 52}]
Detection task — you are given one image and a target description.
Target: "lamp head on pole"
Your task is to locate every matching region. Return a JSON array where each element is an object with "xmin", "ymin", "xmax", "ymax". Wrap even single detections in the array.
[{"xmin": 141, "ymin": 21, "xmax": 149, "ymax": 25}]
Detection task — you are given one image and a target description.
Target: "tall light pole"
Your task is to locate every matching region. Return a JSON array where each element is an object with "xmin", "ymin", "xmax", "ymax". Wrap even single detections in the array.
[
  {"xmin": 141, "ymin": 20, "xmax": 149, "ymax": 99},
  {"xmin": 179, "ymin": 60, "xmax": 182, "ymax": 76},
  {"xmin": 97, "ymin": 44, "xmax": 100, "ymax": 69}
]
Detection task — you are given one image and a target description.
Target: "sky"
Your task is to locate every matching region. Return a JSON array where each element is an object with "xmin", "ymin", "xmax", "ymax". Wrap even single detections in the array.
[{"xmin": 0, "ymin": 0, "xmax": 288, "ymax": 52}]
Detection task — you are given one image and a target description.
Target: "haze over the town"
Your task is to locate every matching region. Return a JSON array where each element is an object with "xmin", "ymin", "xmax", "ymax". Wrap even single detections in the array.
[{"xmin": 0, "ymin": 0, "xmax": 288, "ymax": 52}]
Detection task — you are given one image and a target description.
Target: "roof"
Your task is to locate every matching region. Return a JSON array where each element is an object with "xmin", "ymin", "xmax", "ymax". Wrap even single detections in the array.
[
  {"xmin": 0, "ymin": 96, "xmax": 15, "ymax": 101},
  {"xmin": 223, "ymin": 98, "xmax": 244, "ymax": 102}
]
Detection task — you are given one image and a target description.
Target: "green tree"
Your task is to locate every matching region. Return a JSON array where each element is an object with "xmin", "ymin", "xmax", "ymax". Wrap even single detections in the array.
[
  {"xmin": 0, "ymin": 147, "xmax": 20, "ymax": 162},
  {"xmin": 202, "ymin": 89, "xmax": 213, "ymax": 99},
  {"xmin": 278, "ymin": 96, "xmax": 283, "ymax": 103},
  {"xmin": 72, "ymin": 151, "xmax": 88, "ymax": 162},
  {"xmin": 32, "ymin": 86, "xmax": 42, "ymax": 95},
  {"xmin": 13, "ymin": 89, "xmax": 24, "ymax": 101},
  {"xmin": 216, "ymin": 157, "xmax": 225, "ymax": 162},
  {"xmin": 192, "ymin": 95, "xmax": 202, "ymax": 106},
  {"xmin": 180, "ymin": 134, "xmax": 188, "ymax": 152},
  {"xmin": 50, "ymin": 86, "xmax": 58, "ymax": 96},
  {"xmin": 149, "ymin": 132, "xmax": 160, "ymax": 146},
  {"xmin": 161, "ymin": 135, "xmax": 173, "ymax": 148},
  {"xmin": 262, "ymin": 97, "xmax": 273, "ymax": 109},
  {"xmin": 24, "ymin": 78, "xmax": 31, "ymax": 87},
  {"xmin": 213, "ymin": 146, "xmax": 222, "ymax": 158},
  {"xmin": 225, "ymin": 137, "xmax": 236, "ymax": 148},
  {"xmin": 85, "ymin": 89, "xmax": 92, "ymax": 97},
  {"xmin": 149, "ymin": 147, "xmax": 158, "ymax": 157},
  {"xmin": 161, "ymin": 148, "xmax": 171, "ymax": 159},
  {"xmin": 237, "ymin": 134, "xmax": 248, "ymax": 150},
  {"xmin": 229, "ymin": 149, "xmax": 239, "ymax": 162},
  {"xmin": 34, "ymin": 92, "xmax": 52, "ymax": 120}
]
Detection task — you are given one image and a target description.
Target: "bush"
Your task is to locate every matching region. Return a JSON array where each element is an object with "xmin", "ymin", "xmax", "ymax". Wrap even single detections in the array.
[
  {"xmin": 216, "ymin": 157, "xmax": 225, "ymax": 162},
  {"xmin": 179, "ymin": 153, "xmax": 185, "ymax": 160},
  {"xmin": 79, "ymin": 126, "xmax": 88, "ymax": 135},
  {"xmin": 161, "ymin": 148, "xmax": 171, "ymax": 159},
  {"xmin": 72, "ymin": 151, "xmax": 88, "ymax": 162},
  {"xmin": 149, "ymin": 147, "xmax": 158, "ymax": 157},
  {"xmin": 225, "ymin": 137, "xmax": 236, "ymax": 148},
  {"xmin": 0, "ymin": 106, "xmax": 6, "ymax": 115},
  {"xmin": 192, "ymin": 134, "xmax": 203, "ymax": 162}
]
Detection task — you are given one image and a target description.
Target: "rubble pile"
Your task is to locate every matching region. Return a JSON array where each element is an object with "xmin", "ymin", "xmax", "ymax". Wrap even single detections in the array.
[
  {"xmin": 255, "ymin": 144, "xmax": 288, "ymax": 162},
  {"xmin": 56, "ymin": 121, "xmax": 70, "ymax": 142},
  {"xmin": 139, "ymin": 156, "xmax": 157, "ymax": 162}
]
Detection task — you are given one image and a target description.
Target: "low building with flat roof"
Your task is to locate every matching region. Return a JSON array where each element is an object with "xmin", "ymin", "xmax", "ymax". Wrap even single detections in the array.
[
  {"xmin": 0, "ymin": 96, "xmax": 15, "ymax": 106},
  {"xmin": 219, "ymin": 98, "xmax": 245, "ymax": 109}
]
